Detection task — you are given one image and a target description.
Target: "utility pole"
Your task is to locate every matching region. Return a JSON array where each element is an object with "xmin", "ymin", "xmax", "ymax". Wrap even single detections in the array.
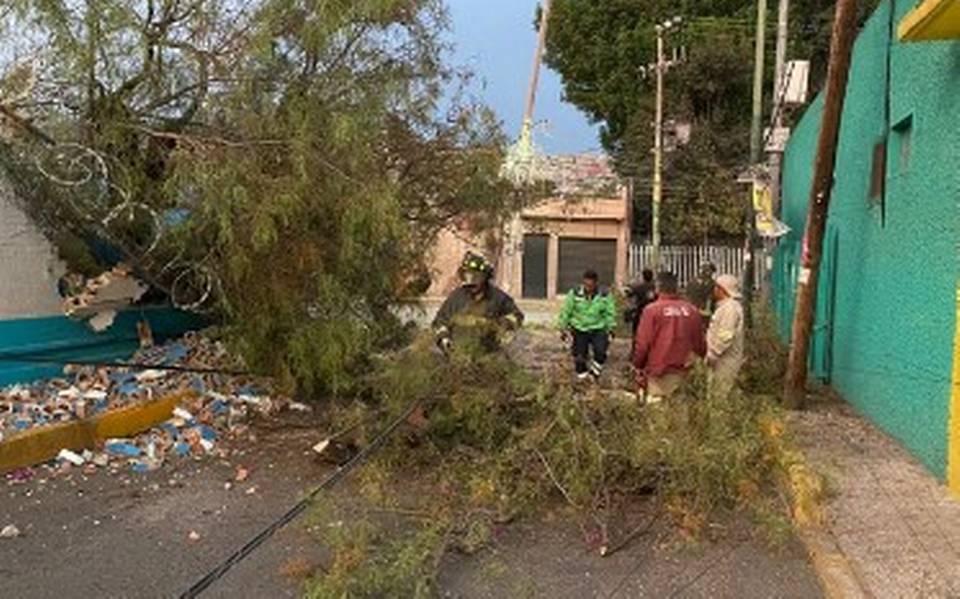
[
  {"xmin": 504, "ymin": 0, "xmax": 551, "ymax": 295},
  {"xmin": 784, "ymin": 0, "xmax": 860, "ymax": 409},
  {"xmin": 650, "ymin": 16, "xmax": 682, "ymax": 271},
  {"xmin": 652, "ymin": 26, "xmax": 665, "ymax": 270},
  {"xmin": 770, "ymin": 0, "xmax": 790, "ymax": 217},
  {"xmin": 744, "ymin": 0, "xmax": 768, "ymax": 323},
  {"xmin": 523, "ymin": 0, "xmax": 551, "ymax": 138},
  {"xmin": 749, "ymin": 0, "xmax": 768, "ymax": 164}
]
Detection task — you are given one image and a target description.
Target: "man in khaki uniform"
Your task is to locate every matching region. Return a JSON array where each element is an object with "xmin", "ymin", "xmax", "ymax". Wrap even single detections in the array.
[{"xmin": 706, "ymin": 274, "xmax": 745, "ymax": 400}]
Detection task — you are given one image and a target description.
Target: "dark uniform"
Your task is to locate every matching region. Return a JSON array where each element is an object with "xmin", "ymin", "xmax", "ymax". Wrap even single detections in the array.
[
  {"xmin": 433, "ymin": 253, "xmax": 524, "ymax": 352},
  {"xmin": 685, "ymin": 264, "xmax": 717, "ymax": 321},
  {"xmin": 625, "ymin": 281, "xmax": 657, "ymax": 334}
]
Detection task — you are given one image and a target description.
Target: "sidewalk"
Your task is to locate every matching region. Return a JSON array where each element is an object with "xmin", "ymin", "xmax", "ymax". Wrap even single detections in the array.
[{"xmin": 791, "ymin": 397, "xmax": 960, "ymax": 598}]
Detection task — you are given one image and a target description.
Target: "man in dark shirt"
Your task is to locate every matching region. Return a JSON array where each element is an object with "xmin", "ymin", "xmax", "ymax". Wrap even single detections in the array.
[
  {"xmin": 634, "ymin": 271, "xmax": 706, "ymax": 403},
  {"xmin": 625, "ymin": 268, "xmax": 657, "ymax": 336},
  {"xmin": 685, "ymin": 262, "xmax": 717, "ymax": 320},
  {"xmin": 433, "ymin": 252, "xmax": 524, "ymax": 353}
]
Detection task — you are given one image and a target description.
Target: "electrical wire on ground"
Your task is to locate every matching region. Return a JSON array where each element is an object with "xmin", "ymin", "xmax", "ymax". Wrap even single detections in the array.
[{"xmin": 178, "ymin": 399, "xmax": 421, "ymax": 598}]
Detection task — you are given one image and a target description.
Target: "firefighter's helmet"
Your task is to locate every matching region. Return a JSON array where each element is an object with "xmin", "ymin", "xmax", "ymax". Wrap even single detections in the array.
[{"xmin": 459, "ymin": 252, "xmax": 494, "ymax": 285}]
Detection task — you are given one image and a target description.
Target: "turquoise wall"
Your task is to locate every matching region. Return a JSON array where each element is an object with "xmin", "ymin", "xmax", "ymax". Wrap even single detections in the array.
[
  {"xmin": 775, "ymin": 0, "xmax": 960, "ymax": 477},
  {"xmin": 0, "ymin": 307, "xmax": 202, "ymax": 386}
]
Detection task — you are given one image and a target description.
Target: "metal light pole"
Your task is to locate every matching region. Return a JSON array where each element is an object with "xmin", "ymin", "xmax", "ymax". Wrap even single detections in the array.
[
  {"xmin": 770, "ymin": 0, "xmax": 790, "ymax": 217},
  {"xmin": 749, "ymin": 0, "xmax": 768, "ymax": 164},
  {"xmin": 650, "ymin": 17, "xmax": 682, "ymax": 271},
  {"xmin": 652, "ymin": 25, "xmax": 665, "ymax": 270},
  {"xmin": 743, "ymin": 0, "xmax": 768, "ymax": 323}
]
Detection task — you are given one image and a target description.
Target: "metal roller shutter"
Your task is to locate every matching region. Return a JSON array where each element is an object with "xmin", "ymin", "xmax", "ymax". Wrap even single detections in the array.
[
  {"xmin": 558, "ymin": 238, "xmax": 617, "ymax": 295},
  {"xmin": 522, "ymin": 234, "xmax": 549, "ymax": 299}
]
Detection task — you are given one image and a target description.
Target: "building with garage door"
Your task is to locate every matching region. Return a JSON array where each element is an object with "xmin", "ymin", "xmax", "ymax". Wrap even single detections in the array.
[{"xmin": 427, "ymin": 154, "xmax": 632, "ymax": 300}]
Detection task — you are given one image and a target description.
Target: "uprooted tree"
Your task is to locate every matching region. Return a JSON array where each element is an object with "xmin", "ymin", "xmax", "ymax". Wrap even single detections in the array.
[{"xmin": 0, "ymin": 0, "xmax": 526, "ymax": 394}]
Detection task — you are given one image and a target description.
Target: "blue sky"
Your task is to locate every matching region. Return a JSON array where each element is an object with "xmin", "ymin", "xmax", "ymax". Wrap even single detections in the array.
[{"xmin": 447, "ymin": 0, "xmax": 601, "ymax": 155}]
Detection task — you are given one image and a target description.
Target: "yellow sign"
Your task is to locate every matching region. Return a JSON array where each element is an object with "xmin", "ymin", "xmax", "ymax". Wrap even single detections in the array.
[{"xmin": 753, "ymin": 181, "xmax": 790, "ymax": 238}]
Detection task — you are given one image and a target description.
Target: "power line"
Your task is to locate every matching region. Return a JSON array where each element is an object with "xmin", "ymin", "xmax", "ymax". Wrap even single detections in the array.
[{"xmin": 178, "ymin": 399, "xmax": 420, "ymax": 598}]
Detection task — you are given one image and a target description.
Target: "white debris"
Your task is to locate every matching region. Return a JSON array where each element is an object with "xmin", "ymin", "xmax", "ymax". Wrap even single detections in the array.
[
  {"xmin": 57, "ymin": 448, "xmax": 86, "ymax": 466},
  {"xmin": 88, "ymin": 309, "xmax": 118, "ymax": 332},
  {"xmin": 173, "ymin": 407, "xmax": 194, "ymax": 421},
  {"xmin": 0, "ymin": 524, "xmax": 20, "ymax": 539}
]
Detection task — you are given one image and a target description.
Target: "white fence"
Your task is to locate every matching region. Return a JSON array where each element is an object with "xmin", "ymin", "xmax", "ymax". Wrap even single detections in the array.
[{"xmin": 628, "ymin": 244, "xmax": 759, "ymax": 289}]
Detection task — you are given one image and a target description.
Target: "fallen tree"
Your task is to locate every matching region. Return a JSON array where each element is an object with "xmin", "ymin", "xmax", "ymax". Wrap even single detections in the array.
[
  {"xmin": 0, "ymin": 0, "xmax": 525, "ymax": 394},
  {"xmin": 305, "ymin": 325, "xmax": 825, "ymax": 597}
]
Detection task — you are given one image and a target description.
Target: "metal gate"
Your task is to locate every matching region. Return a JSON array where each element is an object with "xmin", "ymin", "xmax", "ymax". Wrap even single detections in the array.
[
  {"xmin": 522, "ymin": 234, "xmax": 548, "ymax": 299},
  {"xmin": 628, "ymin": 244, "xmax": 760, "ymax": 290},
  {"xmin": 810, "ymin": 227, "xmax": 839, "ymax": 382},
  {"xmin": 558, "ymin": 238, "xmax": 617, "ymax": 295}
]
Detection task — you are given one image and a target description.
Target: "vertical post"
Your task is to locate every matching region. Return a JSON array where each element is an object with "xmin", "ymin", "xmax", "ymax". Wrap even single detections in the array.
[
  {"xmin": 506, "ymin": 0, "xmax": 552, "ymax": 296},
  {"xmin": 749, "ymin": 0, "xmax": 768, "ymax": 163},
  {"xmin": 523, "ymin": 0, "xmax": 551, "ymax": 130},
  {"xmin": 651, "ymin": 27, "xmax": 665, "ymax": 271},
  {"xmin": 770, "ymin": 0, "xmax": 791, "ymax": 218},
  {"xmin": 744, "ymin": 0, "xmax": 768, "ymax": 324},
  {"xmin": 784, "ymin": 0, "xmax": 859, "ymax": 409}
]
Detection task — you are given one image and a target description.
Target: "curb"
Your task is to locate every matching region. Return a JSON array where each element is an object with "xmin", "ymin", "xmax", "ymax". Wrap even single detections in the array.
[
  {"xmin": 0, "ymin": 391, "xmax": 194, "ymax": 473},
  {"xmin": 799, "ymin": 529, "xmax": 869, "ymax": 599}
]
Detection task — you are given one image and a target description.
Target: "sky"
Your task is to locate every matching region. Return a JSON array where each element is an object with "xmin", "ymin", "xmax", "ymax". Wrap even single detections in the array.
[{"xmin": 447, "ymin": 0, "xmax": 601, "ymax": 155}]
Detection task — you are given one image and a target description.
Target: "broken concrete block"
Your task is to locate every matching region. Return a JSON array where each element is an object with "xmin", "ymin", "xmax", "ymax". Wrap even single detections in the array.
[{"xmin": 56, "ymin": 449, "xmax": 85, "ymax": 466}]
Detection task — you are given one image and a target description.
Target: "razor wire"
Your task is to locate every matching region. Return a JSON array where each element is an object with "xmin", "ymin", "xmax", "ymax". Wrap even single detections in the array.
[{"xmin": 14, "ymin": 139, "xmax": 222, "ymax": 312}]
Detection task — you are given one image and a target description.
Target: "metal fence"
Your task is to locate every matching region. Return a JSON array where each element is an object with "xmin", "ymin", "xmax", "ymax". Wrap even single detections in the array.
[{"xmin": 628, "ymin": 244, "xmax": 759, "ymax": 289}]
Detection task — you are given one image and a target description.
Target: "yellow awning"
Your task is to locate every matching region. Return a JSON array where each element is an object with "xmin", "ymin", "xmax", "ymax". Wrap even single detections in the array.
[{"xmin": 899, "ymin": 0, "xmax": 960, "ymax": 41}]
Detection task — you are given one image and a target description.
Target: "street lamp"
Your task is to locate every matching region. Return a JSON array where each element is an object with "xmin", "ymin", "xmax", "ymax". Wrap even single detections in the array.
[{"xmin": 649, "ymin": 16, "xmax": 683, "ymax": 271}]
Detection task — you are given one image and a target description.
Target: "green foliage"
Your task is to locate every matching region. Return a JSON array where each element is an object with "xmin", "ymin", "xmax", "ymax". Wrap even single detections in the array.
[
  {"xmin": 544, "ymin": 1, "xmax": 756, "ymax": 243},
  {"xmin": 308, "ymin": 518, "xmax": 448, "ymax": 599},
  {"xmin": 542, "ymin": 0, "xmax": 884, "ymax": 243},
  {"xmin": 307, "ymin": 331, "xmax": 821, "ymax": 596},
  {"xmin": 0, "ymin": 0, "xmax": 524, "ymax": 395}
]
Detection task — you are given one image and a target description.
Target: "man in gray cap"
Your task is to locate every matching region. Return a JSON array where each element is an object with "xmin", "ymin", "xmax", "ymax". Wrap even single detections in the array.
[{"xmin": 706, "ymin": 274, "xmax": 745, "ymax": 400}]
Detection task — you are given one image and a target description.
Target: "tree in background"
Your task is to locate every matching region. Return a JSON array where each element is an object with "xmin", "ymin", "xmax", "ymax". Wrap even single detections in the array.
[
  {"xmin": 542, "ymin": 0, "xmax": 882, "ymax": 244},
  {"xmin": 0, "ymin": 0, "xmax": 522, "ymax": 395}
]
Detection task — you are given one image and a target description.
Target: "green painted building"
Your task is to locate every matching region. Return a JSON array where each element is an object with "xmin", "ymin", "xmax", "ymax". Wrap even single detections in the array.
[{"xmin": 774, "ymin": 0, "xmax": 960, "ymax": 491}]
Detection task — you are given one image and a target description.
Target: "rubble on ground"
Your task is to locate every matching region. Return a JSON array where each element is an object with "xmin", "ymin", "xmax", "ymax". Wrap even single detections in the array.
[{"xmin": 0, "ymin": 332, "xmax": 309, "ymax": 480}]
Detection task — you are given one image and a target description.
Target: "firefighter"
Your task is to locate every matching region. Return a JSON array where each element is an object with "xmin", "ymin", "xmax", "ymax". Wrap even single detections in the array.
[
  {"xmin": 432, "ymin": 251, "xmax": 524, "ymax": 353},
  {"xmin": 558, "ymin": 269, "xmax": 618, "ymax": 381}
]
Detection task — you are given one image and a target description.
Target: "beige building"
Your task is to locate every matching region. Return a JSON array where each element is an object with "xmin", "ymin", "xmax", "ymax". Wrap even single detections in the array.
[{"xmin": 427, "ymin": 155, "xmax": 632, "ymax": 300}]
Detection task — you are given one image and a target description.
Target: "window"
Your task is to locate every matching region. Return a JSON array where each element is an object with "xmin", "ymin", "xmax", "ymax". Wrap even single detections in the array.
[{"xmin": 892, "ymin": 115, "xmax": 913, "ymax": 175}]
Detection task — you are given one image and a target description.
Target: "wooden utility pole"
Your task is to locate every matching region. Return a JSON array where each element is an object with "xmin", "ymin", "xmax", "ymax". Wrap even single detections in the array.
[{"xmin": 784, "ymin": 0, "xmax": 860, "ymax": 409}]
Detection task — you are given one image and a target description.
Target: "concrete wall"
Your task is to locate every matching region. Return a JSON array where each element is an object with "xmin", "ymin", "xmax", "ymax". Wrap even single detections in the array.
[
  {"xmin": 775, "ymin": 0, "xmax": 960, "ymax": 478},
  {"xmin": 0, "ymin": 175, "xmax": 65, "ymax": 318}
]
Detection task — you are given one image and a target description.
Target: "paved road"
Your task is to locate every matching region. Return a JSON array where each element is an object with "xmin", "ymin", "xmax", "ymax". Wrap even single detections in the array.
[{"xmin": 0, "ymin": 426, "xmax": 326, "ymax": 599}]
